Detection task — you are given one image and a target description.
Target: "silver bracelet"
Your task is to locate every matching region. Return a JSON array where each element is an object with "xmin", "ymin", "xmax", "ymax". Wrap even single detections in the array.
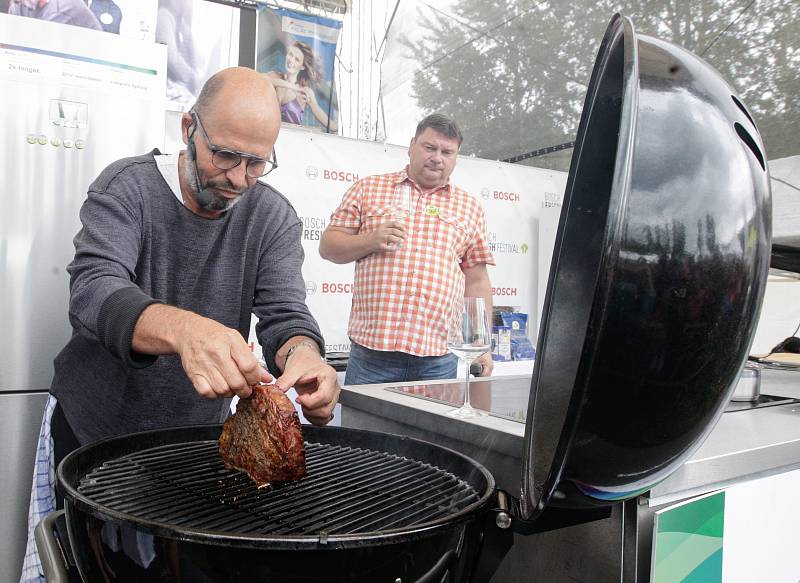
[{"xmin": 284, "ymin": 340, "xmax": 322, "ymax": 365}]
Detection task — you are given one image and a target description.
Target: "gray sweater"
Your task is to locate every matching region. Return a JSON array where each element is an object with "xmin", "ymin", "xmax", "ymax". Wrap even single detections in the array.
[{"xmin": 53, "ymin": 150, "xmax": 323, "ymax": 444}]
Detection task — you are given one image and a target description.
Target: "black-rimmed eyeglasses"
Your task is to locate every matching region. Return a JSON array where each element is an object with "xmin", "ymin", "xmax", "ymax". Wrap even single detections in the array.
[{"xmin": 190, "ymin": 110, "xmax": 278, "ymax": 178}]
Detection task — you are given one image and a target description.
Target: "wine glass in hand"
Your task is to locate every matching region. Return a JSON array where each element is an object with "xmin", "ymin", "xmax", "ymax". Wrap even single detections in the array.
[
  {"xmin": 388, "ymin": 183, "xmax": 413, "ymax": 249},
  {"xmin": 446, "ymin": 297, "xmax": 491, "ymax": 419},
  {"xmin": 392, "ymin": 182, "xmax": 413, "ymax": 222}
]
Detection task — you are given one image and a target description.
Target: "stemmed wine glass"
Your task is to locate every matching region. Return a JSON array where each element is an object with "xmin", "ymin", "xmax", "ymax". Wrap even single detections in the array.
[
  {"xmin": 387, "ymin": 183, "xmax": 413, "ymax": 250},
  {"xmin": 446, "ymin": 297, "xmax": 491, "ymax": 419},
  {"xmin": 393, "ymin": 182, "xmax": 413, "ymax": 219}
]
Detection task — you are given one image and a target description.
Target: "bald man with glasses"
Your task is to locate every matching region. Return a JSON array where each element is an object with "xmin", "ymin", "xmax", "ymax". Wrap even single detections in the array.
[{"xmin": 20, "ymin": 67, "xmax": 339, "ymax": 582}]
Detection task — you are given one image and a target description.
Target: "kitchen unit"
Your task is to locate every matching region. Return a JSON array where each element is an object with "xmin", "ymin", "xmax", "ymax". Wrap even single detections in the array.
[
  {"xmin": 0, "ymin": 13, "xmax": 166, "ymax": 581},
  {"xmin": 339, "ymin": 367, "xmax": 800, "ymax": 582}
]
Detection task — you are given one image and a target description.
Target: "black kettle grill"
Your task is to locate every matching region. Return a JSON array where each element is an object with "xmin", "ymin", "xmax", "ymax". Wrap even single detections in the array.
[{"xmin": 36, "ymin": 13, "xmax": 771, "ymax": 583}]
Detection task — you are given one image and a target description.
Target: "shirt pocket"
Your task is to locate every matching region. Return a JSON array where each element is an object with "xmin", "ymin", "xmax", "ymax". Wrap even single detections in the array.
[
  {"xmin": 431, "ymin": 211, "xmax": 470, "ymax": 258},
  {"xmin": 360, "ymin": 205, "xmax": 391, "ymax": 234}
]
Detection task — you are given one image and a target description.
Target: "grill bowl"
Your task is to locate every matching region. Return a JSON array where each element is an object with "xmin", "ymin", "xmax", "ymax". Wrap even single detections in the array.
[{"xmin": 58, "ymin": 424, "xmax": 494, "ymax": 582}]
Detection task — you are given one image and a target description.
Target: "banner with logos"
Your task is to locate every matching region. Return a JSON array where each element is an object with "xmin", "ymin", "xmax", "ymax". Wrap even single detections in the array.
[
  {"xmin": 248, "ymin": 126, "xmax": 567, "ymax": 362},
  {"xmin": 256, "ymin": 7, "xmax": 341, "ymax": 133}
]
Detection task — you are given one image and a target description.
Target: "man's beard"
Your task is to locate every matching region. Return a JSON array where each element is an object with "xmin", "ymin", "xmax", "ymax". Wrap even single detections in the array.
[{"xmin": 182, "ymin": 154, "xmax": 249, "ymax": 213}]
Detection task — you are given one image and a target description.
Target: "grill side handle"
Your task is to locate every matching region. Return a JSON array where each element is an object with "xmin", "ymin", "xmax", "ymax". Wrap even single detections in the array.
[{"xmin": 34, "ymin": 509, "xmax": 70, "ymax": 583}]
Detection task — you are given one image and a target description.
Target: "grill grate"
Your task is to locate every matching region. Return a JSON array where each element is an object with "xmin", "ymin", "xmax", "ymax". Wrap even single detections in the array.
[{"xmin": 77, "ymin": 440, "xmax": 480, "ymax": 536}]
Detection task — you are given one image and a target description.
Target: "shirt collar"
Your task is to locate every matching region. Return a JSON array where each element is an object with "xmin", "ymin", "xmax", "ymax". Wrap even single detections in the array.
[{"xmin": 398, "ymin": 166, "xmax": 452, "ymax": 197}]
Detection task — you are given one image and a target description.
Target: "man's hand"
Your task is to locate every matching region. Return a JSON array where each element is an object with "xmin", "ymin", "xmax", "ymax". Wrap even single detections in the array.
[
  {"xmin": 275, "ymin": 343, "xmax": 341, "ymax": 426},
  {"xmin": 176, "ymin": 316, "xmax": 272, "ymax": 399},
  {"xmin": 133, "ymin": 304, "xmax": 272, "ymax": 400},
  {"xmin": 320, "ymin": 223, "xmax": 406, "ymax": 264},
  {"xmin": 369, "ymin": 220, "xmax": 406, "ymax": 253},
  {"xmin": 474, "ymin": 352, "xmax": 494, "ymax": 377}
]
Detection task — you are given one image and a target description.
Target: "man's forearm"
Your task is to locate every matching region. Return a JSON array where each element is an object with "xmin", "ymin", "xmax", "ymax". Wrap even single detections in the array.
[
  {"xmin": 473, "ymin": 286, "xmax": 494, "ymax": 323},
  {"xmin": 131, "ymin": 303, "xmax": 199, "ymax": 355},
  {"xmin": 132, "ymin": 304, "xmax": 268, "ymax": 398},
  {"xmin": 463, "ymin": 265, "xmax": 495, "ymax": 377},
  {"xmin": 319, "ymin": 228, "xmax": 373, "ymax": 264},
  {"xmin": 464, "ymin": 267, "xmax": 493, "ymax": 317}
]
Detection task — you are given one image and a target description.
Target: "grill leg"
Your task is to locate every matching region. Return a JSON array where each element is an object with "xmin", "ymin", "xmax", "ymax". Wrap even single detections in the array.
[
  {"xmin": 415, "ymin": 550, "xmax": 457, "ymax": 583},
  {"xmin": 469, "ymin": 509, "xmax": 514, "ymax": 583}
]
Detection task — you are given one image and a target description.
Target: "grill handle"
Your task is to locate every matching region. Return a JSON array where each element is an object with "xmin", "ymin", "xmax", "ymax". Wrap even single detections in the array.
[{"xmin": 34, "ymin": 509, "xmax": 70, "ymax": 583}]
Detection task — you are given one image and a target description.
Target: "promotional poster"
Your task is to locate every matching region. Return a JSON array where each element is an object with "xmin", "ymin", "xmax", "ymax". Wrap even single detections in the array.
[{"xmin": 256, "ymin": 7, "xmax": 341, "ymax": 133}]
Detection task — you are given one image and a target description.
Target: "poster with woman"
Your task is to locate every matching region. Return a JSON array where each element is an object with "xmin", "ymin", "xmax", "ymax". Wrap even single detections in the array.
[{"xmin": 256, "ymin": 7, "xmax": 341, "ymax": 133}]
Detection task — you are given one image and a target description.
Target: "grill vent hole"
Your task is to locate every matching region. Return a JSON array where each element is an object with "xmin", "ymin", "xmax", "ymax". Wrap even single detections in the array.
[
  {"xmin": 734, "ymin": 122, "xmax": 765, "ymax": 171},
  {"xmin": 731, "ymin": 95, "xmax": 756, "ymax": 128}
]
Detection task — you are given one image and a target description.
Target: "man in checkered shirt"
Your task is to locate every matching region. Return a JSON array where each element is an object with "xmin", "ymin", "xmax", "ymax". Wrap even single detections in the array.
[{"xmin": 320, "ymin": 114, "xmax": 495, "ymax": 385}]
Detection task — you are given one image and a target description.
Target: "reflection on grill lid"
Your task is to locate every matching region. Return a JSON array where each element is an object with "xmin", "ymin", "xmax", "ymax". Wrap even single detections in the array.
[{"xmin": 77, "ymin": 440, "xmax": 480, "ymax": 537}]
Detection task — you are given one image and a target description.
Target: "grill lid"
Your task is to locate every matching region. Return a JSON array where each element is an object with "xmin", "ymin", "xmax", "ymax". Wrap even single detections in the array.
[{"xmin": 521, "ymin": 14, "xmax": 771, "ymax": 519}]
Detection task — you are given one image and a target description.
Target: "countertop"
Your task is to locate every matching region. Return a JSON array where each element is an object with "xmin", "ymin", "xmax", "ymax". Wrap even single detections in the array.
[{"xmin": 338, "ymin": 366, "xmax": 800, "ymax": 507}]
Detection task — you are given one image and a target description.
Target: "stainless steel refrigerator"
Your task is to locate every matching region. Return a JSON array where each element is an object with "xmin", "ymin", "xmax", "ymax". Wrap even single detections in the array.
[{"xmin": 0, "ymin": 14, "xmax": 165, "ymax": 581}]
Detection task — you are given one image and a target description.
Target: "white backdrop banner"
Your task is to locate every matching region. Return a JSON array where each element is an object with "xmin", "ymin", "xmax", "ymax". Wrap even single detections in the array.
[{"xmin": 248, "ymin": 126, "xmax": 567, "ymax": 360}]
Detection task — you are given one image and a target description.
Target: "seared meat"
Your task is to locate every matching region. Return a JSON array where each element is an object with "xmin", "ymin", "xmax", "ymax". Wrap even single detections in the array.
[{"xmin": 218, "ymin": 384, "xmax": 306, "ymax": 486}]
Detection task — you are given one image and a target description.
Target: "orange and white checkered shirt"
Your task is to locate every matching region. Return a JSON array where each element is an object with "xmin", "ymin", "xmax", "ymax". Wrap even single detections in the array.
[{"xmin": 329, "ymin": 168, "xmax": 495, "ymax": 356}]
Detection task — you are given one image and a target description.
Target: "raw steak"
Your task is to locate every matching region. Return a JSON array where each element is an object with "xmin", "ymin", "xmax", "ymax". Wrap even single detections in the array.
[{"xmin": 219, "ymin": 384, "xmax": 306, "ymax": 486}]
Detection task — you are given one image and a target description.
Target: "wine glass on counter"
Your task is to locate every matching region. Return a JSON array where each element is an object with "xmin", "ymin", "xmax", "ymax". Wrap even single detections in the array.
[{"xmin": 446, "ymin": 297, "xmax": 491, "ymax": 419}]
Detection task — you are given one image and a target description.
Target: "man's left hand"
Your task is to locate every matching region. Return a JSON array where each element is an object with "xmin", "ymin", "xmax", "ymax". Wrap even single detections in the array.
[
  {"xmin": 475, "ymin": 352, "xmax": 494, "ymax": 377},
  {"xmin": 275, "ymin": 348, "xmax": 341, "ymax": 426}
]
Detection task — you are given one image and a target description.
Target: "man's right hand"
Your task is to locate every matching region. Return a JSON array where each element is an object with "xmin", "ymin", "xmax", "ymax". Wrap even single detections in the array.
[
  {"xmin": 176, "ymin": 315, "xmax": 272, "ymax": 400},
  {"xmin": 370, "ymin": 220, "xmax": 406, "ymax": 253},
  {"xmin": 132, "ymin": 304, "xmax": 271, "ymax": 400}
]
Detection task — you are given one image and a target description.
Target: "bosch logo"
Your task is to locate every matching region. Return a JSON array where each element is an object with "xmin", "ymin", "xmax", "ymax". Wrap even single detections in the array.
[
  {"xmin": 305, "ymin": 166, "xmax": 319, "ymax": 180},
  {"xmin": 322, "ymin": 282, "xmax": 354, "ymax": 294},
  {"xmin": 301, "ymin": 216, "xmax": 327, "ymax": 229},
  {"xmin": 323, "ymin": 170, "xmax": 359, "ymax": 183},
  {"xmin": 300, "ymin": 216, "xmax": 327, "ymax": 241},
  {"xmin": 493, "ymin": 191, "xmax": 520, "ymax": 202},
  {"xmin": 480, "ymin": 187, "xmax": 491, "ymax": 200},
  {"xmin": 492, "ymin": 287, "xmax": 518, "ymax": 296},
  {"xmin": 305, "ymin": 280, "xmax": 317, "ymax": 295}
]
